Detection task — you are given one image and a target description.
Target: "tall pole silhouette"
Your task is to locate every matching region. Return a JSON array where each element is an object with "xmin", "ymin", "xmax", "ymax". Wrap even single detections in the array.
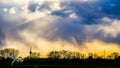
[{"xmin": 30, "ymin": 45, "xmax": 32, "ymax": 57}]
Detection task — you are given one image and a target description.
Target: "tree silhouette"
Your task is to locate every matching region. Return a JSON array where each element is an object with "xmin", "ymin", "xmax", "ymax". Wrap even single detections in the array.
[
  {"xmin": 70, "ymin": 52, "xmax": 81, "ymax": 59},
  {"xmin": 48, "ymin": 50, "xmax": 82, "ymax": 59},
  {"xmin": 48, "ymin": 51, "xmax": 61, "ymax": 59},
  {"xmin": 60, "ymin": 50, "xmax": 71, "ymax": 59},
  {"xmin": 108, "ymin": 52, "xmax": 119, "ymax": 59},
  {"xmin": 0, "ymin": 48, "xmax": 19, "ymax": 65},
  {"xmin": 0, "ymin": 48, "xmax": 120, "ymax": 67},
  {"xmin": 30, "ymin": 52, "xmax": 40, "ymax": 58},
  {"xmin": 0, "ymin": 48, "xmax": 19, "ymax": 59},
  {"xmin": 88, "ymin": 53, "xmax": 93, "ymax": 59}
]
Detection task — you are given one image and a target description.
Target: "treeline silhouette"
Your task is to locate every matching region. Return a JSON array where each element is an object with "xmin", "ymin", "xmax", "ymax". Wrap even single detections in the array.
[{"xmin": 0, "ymin": 48, "xmax": 120, "ymax": 67}]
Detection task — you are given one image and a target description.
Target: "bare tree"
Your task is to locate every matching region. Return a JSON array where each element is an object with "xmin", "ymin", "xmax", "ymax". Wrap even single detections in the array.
[
  {"xmin": 0, "ymin": 48, "xmax": 19, "ymax": 59},
  {"xmin": 48, "ymin": 51, "xmax": 61, "ymax": 59},
  {"xmin": 108, "ymin": 52, "xmax": 119, "ymax": 59},
  {"xmin": 48, "ymin": 50, "xmax": 82, "ymax": 59}
]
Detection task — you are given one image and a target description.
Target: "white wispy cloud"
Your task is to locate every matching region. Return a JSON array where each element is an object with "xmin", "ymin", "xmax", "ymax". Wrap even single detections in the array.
[{"xmin": 98, "ymin": 19, "xmax": 120, "ymax": 38}]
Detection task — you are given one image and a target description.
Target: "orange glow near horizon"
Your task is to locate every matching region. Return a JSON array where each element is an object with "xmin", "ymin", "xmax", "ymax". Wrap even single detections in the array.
[{"xmin": 2, "ymin": 38, "xmax": 120, "ymax": 58}]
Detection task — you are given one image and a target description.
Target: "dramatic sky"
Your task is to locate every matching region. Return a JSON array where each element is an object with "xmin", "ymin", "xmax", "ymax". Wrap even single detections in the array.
[{"xmin": 0, "ymin": 0, "xmax": 120, "ymax": 57}]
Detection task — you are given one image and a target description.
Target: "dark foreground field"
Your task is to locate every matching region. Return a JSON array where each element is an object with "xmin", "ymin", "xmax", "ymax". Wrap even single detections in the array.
[{"xmin": 0, "ymin": 65, "xmax": 119, "ymax": 68}]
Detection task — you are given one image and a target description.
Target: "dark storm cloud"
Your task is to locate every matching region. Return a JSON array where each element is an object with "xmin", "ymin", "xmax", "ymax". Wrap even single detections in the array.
[
  {"xmin": 28, "ymin": 4, "xmax": 38, "ymax": 12},
  {"xmin": 42, "ymin": 0, "xmax": 120, "ymax": 44},
  {"xmin": 41, "ymin": 22, "xmax": 86, "ymax": 44},
  {"xmin": 98, "ymin": 0, "xmax": 120, "ymax": 19},
  {"xmin": 0, "ymin": 6, "xmax": 25, "ymax": 46},
  {"xmin": 0, "ymin": 21, "xmax": 5, "ymax": 45},
  {"xmin": 51, "ymin": 0, "xmax": 120, "ymax": 24},
  {"xmin": 0, "ymin": 10, "xmax": 6, "ymax": 45},
  {"xmin": 0, "ymin": 18, "xmax": 22, "ymax": 45}
]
